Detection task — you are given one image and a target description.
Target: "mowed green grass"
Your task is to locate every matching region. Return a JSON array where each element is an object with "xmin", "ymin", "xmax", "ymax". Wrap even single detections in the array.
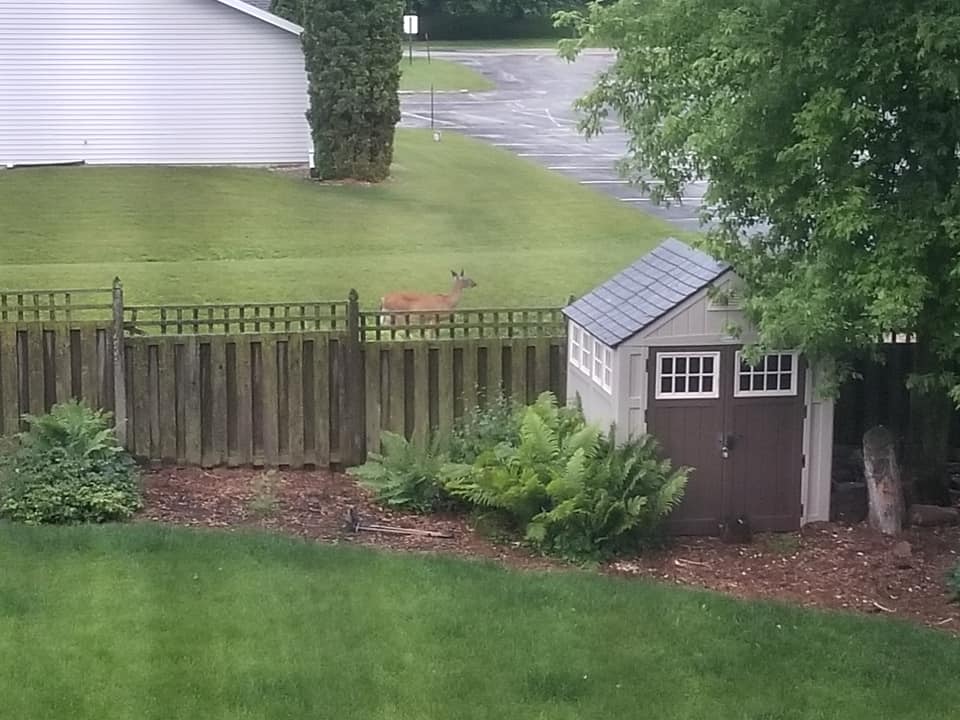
[
  {"xmin": 0, "ymin": 130, "xmax": 677, "ymax": 308},
  {"xmin": 0, "ymin": 523, "xmax": 957, "ymax": 720},
  {"xmin": 399, "ymin": 57, "xmax": 494, "ymax": 91}
]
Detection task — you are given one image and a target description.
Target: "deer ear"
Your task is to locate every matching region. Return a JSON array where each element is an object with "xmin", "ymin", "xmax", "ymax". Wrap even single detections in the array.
[
  {"xmin": 460, "ymin": 268, "xmax": 465, "ymax": 276},
  {"xmin": 451, "ymin": 270, "xmax": 457, "ymax": 277}
]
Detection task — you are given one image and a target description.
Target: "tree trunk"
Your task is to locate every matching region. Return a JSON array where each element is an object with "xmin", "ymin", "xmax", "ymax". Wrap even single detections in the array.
[
  {"xmin": 863, "ymin": 425, "xmax": 905, "ymax": 535},
  {"xmin": 907, "ymin": 341, "xmax": 952, "ymax": 504}
]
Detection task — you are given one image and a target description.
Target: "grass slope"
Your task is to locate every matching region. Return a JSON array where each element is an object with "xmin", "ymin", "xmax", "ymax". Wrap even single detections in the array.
[
  {"xmin": 399, "ymin": 57, "xmax": 494, "ymax": 91},
  {"xmin": 0, "ymin": 130, "xmax": 679, "ymax": 307},
  {"xmin": 0, "ymin": 523, "xmax": 957, "ymax": 720}
]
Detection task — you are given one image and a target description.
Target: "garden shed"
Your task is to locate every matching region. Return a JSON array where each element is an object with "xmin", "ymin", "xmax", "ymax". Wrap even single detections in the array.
[{"xmin": 563, "ymin": 238, "xmax": 834, "ymax": 535}]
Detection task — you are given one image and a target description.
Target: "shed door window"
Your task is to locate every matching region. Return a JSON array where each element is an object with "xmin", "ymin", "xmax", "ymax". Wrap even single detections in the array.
[
  {"xmin": 734, "ymin": 352, "xmax": 798, "ymax": 397},
  {"xmin": 655, "ymin": 352, "xmax": 720, "ymax": 399}
]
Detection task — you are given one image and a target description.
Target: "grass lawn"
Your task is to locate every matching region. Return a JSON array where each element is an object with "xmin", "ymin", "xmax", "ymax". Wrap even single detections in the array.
[
  {"xmin": 399, "ymin": 56, "xmax": 494, "ymax": 91},
  {"xmin": 0, "ymin": 129, "xmax": 681, "ymax": 308},
  {"xmin": 1, "ymin": 523, "xmax": 957, "ymax": 720}
]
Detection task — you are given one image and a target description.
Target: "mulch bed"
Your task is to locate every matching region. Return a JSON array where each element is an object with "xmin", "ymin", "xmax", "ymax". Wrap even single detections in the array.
[{"xmin": 138, "ymin": 466, "xmax": 960, "ymax": 633}]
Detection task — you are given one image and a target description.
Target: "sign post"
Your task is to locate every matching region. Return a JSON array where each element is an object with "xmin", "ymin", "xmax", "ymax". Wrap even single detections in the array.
[{"xmin": 403, "ymin": 14, "xmax": 418, "ymax": 66}]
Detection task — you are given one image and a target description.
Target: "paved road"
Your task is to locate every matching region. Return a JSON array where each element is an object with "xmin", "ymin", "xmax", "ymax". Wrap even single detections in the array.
[{"xmin": 400, "ymin": 50, "xmax": 708, "ymax": 233}]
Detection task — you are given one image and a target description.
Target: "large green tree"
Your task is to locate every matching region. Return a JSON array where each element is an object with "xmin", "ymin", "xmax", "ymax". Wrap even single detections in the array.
[
  {"xmin": 300, "ymin": 0, "xmax": 403, "ymax": 182},
  {"xmin": 559, "ymin": 0, "xmax": 960, "ymax": 500}
]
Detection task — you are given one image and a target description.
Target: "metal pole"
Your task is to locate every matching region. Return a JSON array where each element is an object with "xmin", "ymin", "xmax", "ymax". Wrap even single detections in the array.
[
  {"xmin": 430, "ymin": 84, "xmax": 434, "ymax": 128},
  {"xmin": 408, "ymin": 33, "xmax": 413, "ymax": 65},
  {"xmin": 426, "ymin": 32, "xmax": 431, "ymax": 64}
]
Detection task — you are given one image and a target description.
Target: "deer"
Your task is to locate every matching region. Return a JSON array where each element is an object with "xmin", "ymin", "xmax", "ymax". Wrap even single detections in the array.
[{"xmin": 379, "ymin": 269, "xmax": 477, "ymax": 336}]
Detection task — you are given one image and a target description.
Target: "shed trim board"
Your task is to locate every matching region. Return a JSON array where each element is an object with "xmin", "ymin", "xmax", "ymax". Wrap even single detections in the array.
[
  {"xmin": 562, "ymin": 239, "xmax": 834, "ymax": 534},
  {"xmin": 0, "ymin": 0, "xmax": 311, "ymax": 167}
]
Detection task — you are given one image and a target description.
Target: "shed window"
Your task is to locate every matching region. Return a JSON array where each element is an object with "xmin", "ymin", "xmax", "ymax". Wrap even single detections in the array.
[
  {"xmin": 569, "ymin": 324, "xmax": 584, "ymax": 371},
  {"xmin": 655, "ymin": 352, "xmax": 720, "ymax": 399},
  {"xmin": 734, "ymin": 352, "xmax": 799, "ymax": 397},
  {"xmin": 592, "ymin": 339, "xmax": 613, "ymax": 393},
  {"xmin": 568, "ymin": 323, "xmax": 613, "ymax": 394}
]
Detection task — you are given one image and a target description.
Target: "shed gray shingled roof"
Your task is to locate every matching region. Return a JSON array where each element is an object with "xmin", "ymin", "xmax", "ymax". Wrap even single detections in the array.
[
  {"xmin": 563, "ymin": 238, "xmax": 730, "ymax": 347},
  {"xmin": 242, "ymin": 0, "xmax": 272, "ymax": 10}
]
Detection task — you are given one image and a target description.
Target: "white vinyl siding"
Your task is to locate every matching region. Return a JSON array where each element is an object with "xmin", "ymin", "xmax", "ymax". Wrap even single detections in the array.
[{"xmin": 0, "ymin": 0, "xmax": 310, "ymax": 166}]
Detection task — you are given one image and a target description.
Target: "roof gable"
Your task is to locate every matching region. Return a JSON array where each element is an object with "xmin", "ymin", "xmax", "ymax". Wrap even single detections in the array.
[
  {"xmin": 216, "ymin": 0, "xmax": 302, "ymax": 35},
  {"xmin": 563, "ymin": 238, "xmax": 729, "ymax": 347}
]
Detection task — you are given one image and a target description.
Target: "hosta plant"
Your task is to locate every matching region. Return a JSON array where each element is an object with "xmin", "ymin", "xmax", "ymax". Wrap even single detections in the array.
[{"xmin": 0, "ymin": 400, "xmax": 142, "ymax": 524}]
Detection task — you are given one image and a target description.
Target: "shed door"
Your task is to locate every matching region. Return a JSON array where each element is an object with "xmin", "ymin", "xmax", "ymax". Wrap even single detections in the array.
[{"xmin": 648, "ymin": 347, "xmax": 805, "ymax": 535}]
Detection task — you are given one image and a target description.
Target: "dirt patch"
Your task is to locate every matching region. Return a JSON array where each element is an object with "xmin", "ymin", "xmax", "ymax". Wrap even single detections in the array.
[
  {"xmin": 609, "ymin": 522, "xmax": 960, "ymax": 632},
  {"xmin": 139, "ymin": 466, "xmax": 553, "ymax": 570},
  {"xmin": 139, "ymin": 467, "xmax": 960, "ymax": 632}
]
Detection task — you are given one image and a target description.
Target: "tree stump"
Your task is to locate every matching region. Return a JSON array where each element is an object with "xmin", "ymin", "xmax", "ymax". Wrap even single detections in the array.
[{"xmin": 863, "ymin": 426, "xmax": 905, "ymax": 535}]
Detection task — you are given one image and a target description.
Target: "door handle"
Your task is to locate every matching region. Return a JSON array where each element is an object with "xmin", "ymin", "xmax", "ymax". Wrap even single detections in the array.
[{"xmin": 718, "ymin": 432, "xmax": 734, "ymax": 459}]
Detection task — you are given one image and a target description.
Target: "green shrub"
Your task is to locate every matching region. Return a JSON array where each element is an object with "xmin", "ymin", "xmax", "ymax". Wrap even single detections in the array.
[
  {"xmin": 445, "ymin": 392, "xmax": 688, "ymax": 560},
  {"xmin": 0, "ymin": 400, "xmax": 142, "ymax": 525},
  {"xmin": 447, "ymin": 393, "xmax": 521, "ymax": 464},
  {"xmin": 302, "ymin": 0, "xmax": 403, "ymax": 182},
  {"xmin": 949, "ymin": 562, "xmax": 960, "ymax": 602},
  {"xmin": 348, "ymin": 432, "xmax": 452, "ymax": 513}
]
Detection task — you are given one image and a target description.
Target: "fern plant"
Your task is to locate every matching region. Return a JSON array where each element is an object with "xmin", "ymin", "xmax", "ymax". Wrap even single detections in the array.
[
  {"xmin": 348, "ymin": 432, "xmax": 452, "ymax": 513},
  {"xmin": 445, "ymin": 393, "xmax": 689, "ymax": 560}
]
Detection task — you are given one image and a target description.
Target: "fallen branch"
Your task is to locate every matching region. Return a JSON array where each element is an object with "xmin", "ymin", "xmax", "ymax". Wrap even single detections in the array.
[
  {"xmin": 934, "ymin": 617, "xmax": 955, "ymax": 626},
  {"xmin": 674, "ymin": 558, "xmax": 709, "ymax": 568},
  {"xmin": 871, "ymin": 601, "xmax": 895, "ymax": 614}
]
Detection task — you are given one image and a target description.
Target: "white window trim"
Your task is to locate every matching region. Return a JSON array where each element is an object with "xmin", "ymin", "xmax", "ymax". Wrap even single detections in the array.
[
  {"xmin": 569, "ymin": 324, "xmax": 584, "ymax": 372},
  {"xmin": 591, "ymin": 339, "xmax": 613, "ymax": 394},
  {"xmin": 568, "ymin": 323, "xmax": 613, "ymax": 394},
  {"xmin": 733, "ymin": 351, "xmax": 799, "ymax": 398},
  {"xmin": 655, "ymin": 351, "xmax": 721, "ymax": 400}
]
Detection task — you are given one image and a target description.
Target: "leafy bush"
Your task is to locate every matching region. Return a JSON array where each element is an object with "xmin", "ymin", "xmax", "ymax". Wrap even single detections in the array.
[
  {"xmin": 0, "ymin": 400, "xmax": 142, "ymax": 524},
  {"xmin": 445, "ymin": 392, "xmax": 688, "ymax": 560},
  {"xmin": 348, "ymin": 432, "xmax": 452, "ymax": 513},
  {"xmin": 302, "ymin": 0, "xmax": 403, "ymax": 182},
  {"xmin": 447, "ymin": 393, "xmax": 521, "ymax": 464},
  {"xmin": 949, "ymin": 562, "xmax": 960, "ymax": 602}
]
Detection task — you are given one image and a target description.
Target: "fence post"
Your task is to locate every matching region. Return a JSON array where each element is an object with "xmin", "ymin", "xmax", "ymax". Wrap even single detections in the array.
[
  {"xmin": 111, "ymin": 277, "xmax": 128, "ymax": 447},
  {"xmin": 339, "ymin": 289, "xmax": 366, "ymax": 466}
]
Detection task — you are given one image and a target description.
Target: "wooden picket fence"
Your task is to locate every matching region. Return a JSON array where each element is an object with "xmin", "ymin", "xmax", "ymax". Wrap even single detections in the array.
[{"xmin": 0, "ymin": 283, "xmax": 567, "ymax": 468}]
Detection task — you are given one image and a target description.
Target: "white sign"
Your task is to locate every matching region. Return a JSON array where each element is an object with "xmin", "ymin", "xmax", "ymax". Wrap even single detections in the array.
[{"xmin": 403, "ymin": 14, "xmax": 419, "ymax": 35}]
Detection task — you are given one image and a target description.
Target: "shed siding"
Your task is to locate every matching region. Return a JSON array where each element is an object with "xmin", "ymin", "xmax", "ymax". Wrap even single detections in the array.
[
  {"xmin": 802, "ymin": 363, "xmax": 834, "ymax": 523},
  {"xmin": 0, "ymin": 0, "xmax": 310, "ymax": 166},
  {"xmin": 626, "ymin": 276, "xmax": 754, "ymax": 347},
  {"xmin": 566, "ymin": 364, "xmax": 617, "ymax": 431},
  {"xmin": 617, "ymin": 347, "xmax": 648, "ymax": 439}
]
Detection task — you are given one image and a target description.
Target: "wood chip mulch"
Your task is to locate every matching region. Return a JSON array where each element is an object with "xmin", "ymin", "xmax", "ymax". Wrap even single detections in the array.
[{"xmin": 138, "ymin": 467, "xmax": 960, "ymax": 634}]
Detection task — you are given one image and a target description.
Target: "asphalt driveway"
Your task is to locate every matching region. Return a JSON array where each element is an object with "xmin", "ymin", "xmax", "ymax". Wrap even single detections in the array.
[{"xmin": 400, "ymin": 50, "xmax": 708, "ymax": 233}]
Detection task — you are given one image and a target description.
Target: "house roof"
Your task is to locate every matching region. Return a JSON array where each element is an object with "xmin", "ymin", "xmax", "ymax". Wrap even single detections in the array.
[
  {"xmin": 563, "ymin": 238, "xmax": 730, "ymax": 347},
  {"xmin": 216, "ymin": 0, "xmax": 302, "ymax": 35}
]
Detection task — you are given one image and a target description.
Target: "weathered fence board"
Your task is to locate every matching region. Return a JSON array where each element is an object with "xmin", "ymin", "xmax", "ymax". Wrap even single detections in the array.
[
  {"xmin": 361, "ymin": 336, "xmax": 566, "ymax": 453},
  {"xmin": 0, "ymin": 286, "xmax": 568, "ymax": 467}
]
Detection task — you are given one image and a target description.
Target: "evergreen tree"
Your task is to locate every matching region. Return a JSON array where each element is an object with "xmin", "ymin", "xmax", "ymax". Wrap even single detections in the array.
[{"xmin": 301, "ymin": 0, "xmax": 403, "ymax": 182}]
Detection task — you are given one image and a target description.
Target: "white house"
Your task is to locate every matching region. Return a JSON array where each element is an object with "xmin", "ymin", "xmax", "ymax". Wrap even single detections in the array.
[
  {"xmin": 563, "ymin": 239, "xmax": 835, "ymax": 536},
  {"xmin": 0, "ymin": 0, "xmax": 311, "ymax": 166}
]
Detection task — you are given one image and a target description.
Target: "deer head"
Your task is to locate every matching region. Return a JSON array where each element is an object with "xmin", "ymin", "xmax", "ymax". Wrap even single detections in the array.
[{"xmin": 450, "ymin": 268, "xmax": 477, "ymax": 293}]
